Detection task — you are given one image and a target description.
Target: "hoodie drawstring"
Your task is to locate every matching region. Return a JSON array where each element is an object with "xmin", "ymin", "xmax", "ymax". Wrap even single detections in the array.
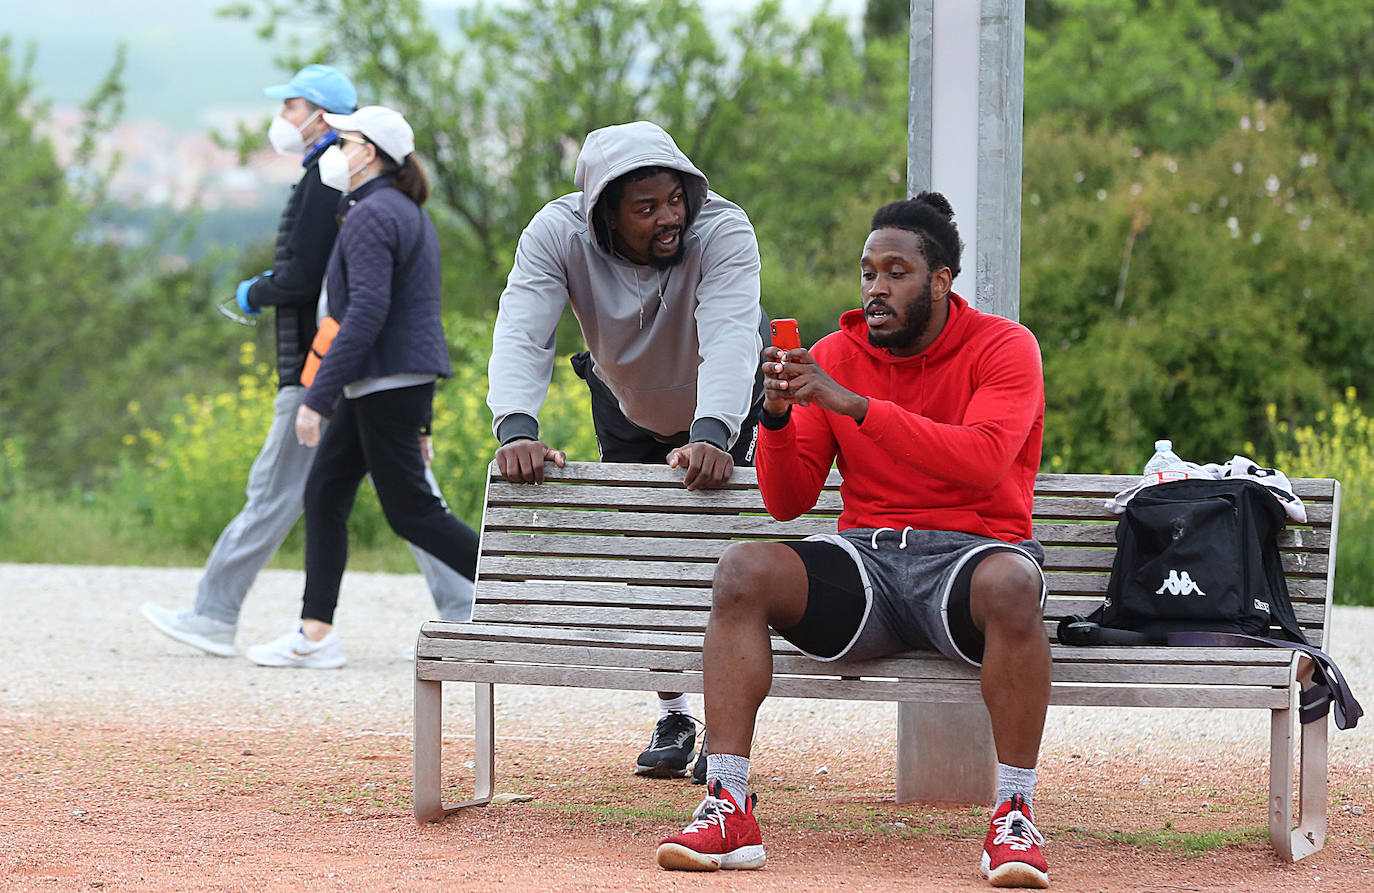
[
  {"xmin": 612, "ymin": 265, "xmax": 670, "ymax": 330},
  {"xmin": 870, "ymin": 527, "xmax": 914, "ymax": 550}
]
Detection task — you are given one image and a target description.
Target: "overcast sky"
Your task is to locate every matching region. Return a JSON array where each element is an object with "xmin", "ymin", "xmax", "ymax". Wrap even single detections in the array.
[{"xmin": 7, "ymin": 0, "xmax": 866, "ymax": 130}]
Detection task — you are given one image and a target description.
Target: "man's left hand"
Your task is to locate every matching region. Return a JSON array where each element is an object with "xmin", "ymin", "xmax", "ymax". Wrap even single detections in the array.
[
  {"xmin": 667, "ymin": 442, "xmax": 734, "ymax": 491},
  {"xmin": 296, "ymin": 404, "xmax": 323, "ymax": 447}
]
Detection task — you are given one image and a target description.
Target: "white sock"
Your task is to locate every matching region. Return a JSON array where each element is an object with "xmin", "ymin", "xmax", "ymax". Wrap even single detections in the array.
[
  {"xmin": 706, "ymin": 753, "xmax": 750, "ymax": 806},
  {"xmin": 995, "ymin": 762, "xmax": 1037, "ymax": 810},
  {"xmin": 657, "ymin": 694, "xmax": 692, "ymax": 719}
]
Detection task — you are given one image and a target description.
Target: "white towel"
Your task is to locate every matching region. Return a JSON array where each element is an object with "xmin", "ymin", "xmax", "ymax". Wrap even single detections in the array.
[{"xmin": 1105, "ymin": 454, "xmax": 1307, "ymax": 524}]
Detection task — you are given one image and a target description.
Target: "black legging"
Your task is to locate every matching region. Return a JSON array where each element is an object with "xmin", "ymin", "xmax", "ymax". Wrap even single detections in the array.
[{"xmin": 302, "ymin": 382, "xmax": 478, "ymax": 624}]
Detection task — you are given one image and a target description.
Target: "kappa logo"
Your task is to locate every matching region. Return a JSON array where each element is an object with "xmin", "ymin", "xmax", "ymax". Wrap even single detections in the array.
[{"xmin": 1155, "ymin": 569, "xmax": 1206, "ymax": 596}]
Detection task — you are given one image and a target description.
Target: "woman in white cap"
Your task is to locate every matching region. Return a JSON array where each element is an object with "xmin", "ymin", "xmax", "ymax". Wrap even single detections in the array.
[{"xmin": 246, "ymin": 106, "xmax": 479, "ymax": 668}]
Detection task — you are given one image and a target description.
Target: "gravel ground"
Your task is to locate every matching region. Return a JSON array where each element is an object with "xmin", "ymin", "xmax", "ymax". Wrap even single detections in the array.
[
  {"xmin": 6, "ymin": 563, "xmax": 1374, "ymax": 892},
  {"xmin": 4, "ymin": 562, "xmax": 1372, "ymax": 766}
]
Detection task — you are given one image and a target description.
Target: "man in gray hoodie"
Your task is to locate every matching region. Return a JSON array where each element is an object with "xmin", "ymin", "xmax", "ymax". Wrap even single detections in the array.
[{"xmin": 487, "ymin": 120, "xmax": 766, "ymax": 778}]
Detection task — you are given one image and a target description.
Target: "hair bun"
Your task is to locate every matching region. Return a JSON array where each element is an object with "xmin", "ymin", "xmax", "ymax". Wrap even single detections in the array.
[{"xmin": 914, "ymin": 190, "xmax": 954, "ymax": 220}]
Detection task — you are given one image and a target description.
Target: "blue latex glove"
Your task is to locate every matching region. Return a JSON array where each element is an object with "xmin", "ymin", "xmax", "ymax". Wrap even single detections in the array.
[{"xmin": 234, "ymin": 270, "xmax": 272, "ymax": 316}]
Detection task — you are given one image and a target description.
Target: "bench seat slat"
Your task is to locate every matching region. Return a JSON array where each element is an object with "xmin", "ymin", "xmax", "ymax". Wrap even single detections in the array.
[
  {"xmin": 416, "ymin": 638, "xmax": 1294, "ymax": 687},
  {"xmin": 416, "ymin": 661, "xmax": 1290, "ymax": 709},
  {"xmin": 425, "ymin": 621, "xmax": 1299, "ymax": 662},
  {"xmin": 423, "ymin": 622, "xmax": 1300, "ymax": 669}
]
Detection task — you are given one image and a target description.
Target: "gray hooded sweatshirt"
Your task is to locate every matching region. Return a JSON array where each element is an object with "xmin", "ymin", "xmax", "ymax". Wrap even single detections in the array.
[{"xmin": 487, "ymin": 121, "xmax": 763, "ymax": 448}]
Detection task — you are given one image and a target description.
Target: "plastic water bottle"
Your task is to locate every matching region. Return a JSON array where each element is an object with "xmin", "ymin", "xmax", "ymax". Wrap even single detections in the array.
[{"xmin": 1141, "ymin": 439, "xmax": 1190, "ymax": 485}]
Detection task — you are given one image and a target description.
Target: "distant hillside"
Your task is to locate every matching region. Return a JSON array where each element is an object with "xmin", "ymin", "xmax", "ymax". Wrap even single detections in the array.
[{"xmin": 4, "ymin": 0, "xmax": 298, "ymax": 131}]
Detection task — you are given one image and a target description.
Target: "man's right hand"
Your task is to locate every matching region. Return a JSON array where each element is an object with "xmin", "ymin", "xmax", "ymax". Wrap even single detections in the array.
[
  {"xmin": 762, "ymin": 344, "xmax": 806, "ymax": 415},
  {"xmin": 495, "ymin": 438, "xmax": 567, "ymax": 484},
  {"xmin": 762, "ymin": 345, "xmax": 868, "ymax": 422}
]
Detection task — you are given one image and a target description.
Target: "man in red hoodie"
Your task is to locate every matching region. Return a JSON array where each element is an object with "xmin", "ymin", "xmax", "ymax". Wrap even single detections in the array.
[{"xmin": 656, "ymin": 193, "xmax": 1052, "ymax": 889}]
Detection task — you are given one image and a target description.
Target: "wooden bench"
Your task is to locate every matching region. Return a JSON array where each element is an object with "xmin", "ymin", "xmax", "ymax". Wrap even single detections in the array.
[{"xmin": 413, "ymin": 461, "xmax": 1341, "ymax": 861}]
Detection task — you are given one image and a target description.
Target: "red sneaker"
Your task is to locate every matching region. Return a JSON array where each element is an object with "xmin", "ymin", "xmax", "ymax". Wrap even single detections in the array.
[
  {"xmin": 656, "ymin": 780, "xmax": 766, "ymax": 871},
  {"xmin": 981, "ymin": 794, "xmax": 1049, "ymax": 888}
]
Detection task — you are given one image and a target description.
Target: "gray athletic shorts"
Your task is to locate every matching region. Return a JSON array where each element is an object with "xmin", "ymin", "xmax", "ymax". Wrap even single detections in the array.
[{"xmin": 779, "ymin": 528, "xmax": 1047, "ymax": 668}]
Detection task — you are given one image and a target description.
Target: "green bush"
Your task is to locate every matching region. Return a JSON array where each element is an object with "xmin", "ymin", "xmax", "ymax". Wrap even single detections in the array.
[
  {"xmin": 0, "ymin": 431, "xmax": 27, "ymax": 540},
  {"xmin": 1264, "ymin": 389, "xmax": 1374, "ymax": 606},
  {"xmin": 1023, "ymin": 100, "xmax": 1374, "ymax": 473},
  {"xmin": 111, "ymin": 319, "xmax": 600, "ymax": 554}
]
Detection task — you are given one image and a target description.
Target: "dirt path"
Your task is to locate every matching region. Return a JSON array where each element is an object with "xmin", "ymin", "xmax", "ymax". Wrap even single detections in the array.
[
  {"xmin": 4, "ymin": 564, "xmax": 1373, "ymax": 891},
  {"xmin": 5, "ymin": 718, "xmax": 1372, "ymax": 892}
]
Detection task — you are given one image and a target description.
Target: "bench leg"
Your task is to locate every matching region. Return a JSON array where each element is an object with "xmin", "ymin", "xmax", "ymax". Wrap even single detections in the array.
[
  {"xmin": 895, "ymin": 701, "xmax": 996, "ymax": 804},
  {"xmin": 413, "ymin": 677, "xmax": 496, "ymax": 823},
  {"xmin": 473, "ymin": 681, "xmax": 495, "ymax": 802},
  {"xmin": 1269, "ymin": 706, "xmax": 1328, "ymax": 861}
]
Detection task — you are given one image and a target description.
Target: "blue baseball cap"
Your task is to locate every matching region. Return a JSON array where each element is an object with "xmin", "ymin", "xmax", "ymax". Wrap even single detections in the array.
[{"xmin": 263, "ymin": 64, "xmax": 357, "ymax": 114}]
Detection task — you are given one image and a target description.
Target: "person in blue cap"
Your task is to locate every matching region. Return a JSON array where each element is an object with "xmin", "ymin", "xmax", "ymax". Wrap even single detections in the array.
[{"xmin": 141, "ymin": 65, "xmax": 476, "ymax": 664}]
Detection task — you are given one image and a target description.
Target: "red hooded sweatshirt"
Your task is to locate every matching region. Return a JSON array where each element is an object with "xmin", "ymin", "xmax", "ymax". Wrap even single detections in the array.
[{"xmin": 756, "ymin": 293, "xmax": 1044, "ymax": 543}]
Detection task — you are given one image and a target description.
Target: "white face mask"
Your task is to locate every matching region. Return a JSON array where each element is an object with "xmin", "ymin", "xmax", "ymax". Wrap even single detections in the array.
[
  {"xmin": 317, "ymin": 143, "xmax": 368, "ymax": 193},
  {"xmin": 267, "ymin": 109, "xmax": 321, "ymax": 156}
]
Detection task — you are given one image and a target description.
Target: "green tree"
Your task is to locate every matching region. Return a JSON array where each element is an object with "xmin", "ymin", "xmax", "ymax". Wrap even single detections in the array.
[
  {"xmin": 863, "ymin": 0, "xmax": 908, "ymax": 41},
  {"xmin": 1021, "ymin": 100, "xmax": 1374, "ymax": 471},
  {"xmin": 1026, "ymin": 0, "xmax": 1374, "ymax": 209},
  {"xmin": 0, "ymin": 38, "xmax": 248, "ymax": 485},
  {"xmin": 1249, "ymin": 0, "xmax": 1374, "ymax": 209},
  {"xmin": 224, "ymin": 0, "xmax": 907, "ymax": 326},
  {"xmin": 1024, "ymin": 0, "xmax": 1244, "ymax": 155}
]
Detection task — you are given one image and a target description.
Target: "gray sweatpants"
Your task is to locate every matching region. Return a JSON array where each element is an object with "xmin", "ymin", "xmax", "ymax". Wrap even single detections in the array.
[{"xmin": 192, "ymin": 385, "xmax": 474, "ymax": 626}]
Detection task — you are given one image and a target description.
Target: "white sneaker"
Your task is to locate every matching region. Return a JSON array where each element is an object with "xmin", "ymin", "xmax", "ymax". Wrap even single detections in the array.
[
  {"xmin": 141, "ymin": 603, "xmax": 237, "ymax": 657},
  {"xmin": 245, "ymin": 626, "xmax": 347, "ymax": 669}
]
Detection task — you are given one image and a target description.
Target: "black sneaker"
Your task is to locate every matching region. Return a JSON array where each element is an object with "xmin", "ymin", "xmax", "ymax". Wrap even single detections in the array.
[
  {"xmin": 636, "ymin": 712, "xmax": 698, "ymax": 778},
  {"xmin": 691, "ymin": 730, "xmax": 708, "ymax": 785}
]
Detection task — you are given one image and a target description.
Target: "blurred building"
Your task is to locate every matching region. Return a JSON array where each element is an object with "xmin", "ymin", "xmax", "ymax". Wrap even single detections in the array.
[{"xmin": 40, "ymin": 105, "xmax": 301, "ymax": 213}]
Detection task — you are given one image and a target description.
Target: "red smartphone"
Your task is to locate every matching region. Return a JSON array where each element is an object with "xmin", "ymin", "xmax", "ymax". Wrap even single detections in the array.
[{"xmin": 770, "ymin": 318, "xmax": 800, "ymax": 353}]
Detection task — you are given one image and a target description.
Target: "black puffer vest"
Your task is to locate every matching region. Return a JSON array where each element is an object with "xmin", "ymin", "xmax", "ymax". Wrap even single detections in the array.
[{"xmin": 245, "ymin": 137, "xmax": 342, "ymax": 387}]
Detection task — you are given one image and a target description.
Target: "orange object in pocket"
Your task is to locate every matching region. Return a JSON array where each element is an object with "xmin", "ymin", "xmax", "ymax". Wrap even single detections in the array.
[{"xmin": 301, "ymin": 316, "xmax": 339, "ymax": 388}]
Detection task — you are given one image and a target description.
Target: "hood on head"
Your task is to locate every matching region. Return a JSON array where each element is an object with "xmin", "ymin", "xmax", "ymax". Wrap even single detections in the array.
[{"xmin": 573, "ymin": 121, "xmax": 708, "ymax": 254}]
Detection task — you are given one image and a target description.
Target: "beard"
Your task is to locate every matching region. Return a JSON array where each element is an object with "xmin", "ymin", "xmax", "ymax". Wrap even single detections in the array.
[
  {"xmin": 647, "ymin": 247, "xmax": 686, "ymax": 270},
  {"xmin": 867, "ymin": 280, "xmax": 934, "ymax": 352},
  {"xmin": 647, "ymin": 226, "xmax": 686, "ymax": 270}
]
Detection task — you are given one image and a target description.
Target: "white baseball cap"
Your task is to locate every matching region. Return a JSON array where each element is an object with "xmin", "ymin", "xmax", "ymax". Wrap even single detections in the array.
[{"xmin": 322, "ymin": 105, "xmax": 415, "ymax": 162}]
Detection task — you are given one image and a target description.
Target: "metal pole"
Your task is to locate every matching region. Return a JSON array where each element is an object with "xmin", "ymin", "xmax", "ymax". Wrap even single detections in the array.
[
  {"xmin": 896, "ymin": 0, "xmax": 1026, "ymax": 807},
  {"xmin": 907, "ymin": 0, "xmax": 1025, "ymax": 321}
]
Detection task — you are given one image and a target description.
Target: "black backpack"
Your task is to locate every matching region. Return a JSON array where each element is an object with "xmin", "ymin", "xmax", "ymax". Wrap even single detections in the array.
[
  {"xmin": 1089, "ymin": 478, "xmax": 1307, "ymax": 645},
  {"xmin": 1057, "ymin": 478, "xmax": 1366, "ymax": 730}
]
